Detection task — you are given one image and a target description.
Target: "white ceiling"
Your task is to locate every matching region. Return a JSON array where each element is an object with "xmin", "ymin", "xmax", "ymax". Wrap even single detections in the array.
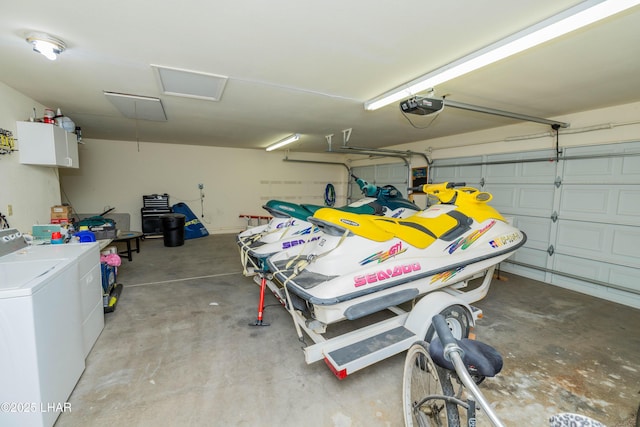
[{"xmin": 2, "ymin": 1, "xmax": 640, "ymax": 153}]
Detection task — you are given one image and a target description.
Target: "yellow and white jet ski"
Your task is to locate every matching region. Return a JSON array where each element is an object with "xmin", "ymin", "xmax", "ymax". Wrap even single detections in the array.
[{"xmin": 266, "ymin": 183, "xmax": 526, "ymax": 326}]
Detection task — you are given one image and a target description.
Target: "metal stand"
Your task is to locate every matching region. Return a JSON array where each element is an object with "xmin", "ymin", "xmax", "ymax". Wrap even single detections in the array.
[{"xmin": 250, "ymin": 274, "xmax": 270, "ymax": 326}]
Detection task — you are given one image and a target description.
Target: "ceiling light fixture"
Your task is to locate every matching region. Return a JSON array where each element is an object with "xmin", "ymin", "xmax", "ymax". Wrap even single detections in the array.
[
  {"xmin": 266, "ymin": 134, "xmax": 300, "ymax": 152},
  {"xmin": 364, "ymin": 0, "xmax": 640, "ymax": 111},
  {"xmin": 26, "ymin": 32, "xmax": 66, "ymax": 61}
]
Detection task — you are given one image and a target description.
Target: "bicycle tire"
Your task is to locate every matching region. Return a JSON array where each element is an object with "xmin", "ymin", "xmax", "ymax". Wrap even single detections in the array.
[{"xmin": 403, "ymin": 341, "xmax": 460, "ymax": 427}]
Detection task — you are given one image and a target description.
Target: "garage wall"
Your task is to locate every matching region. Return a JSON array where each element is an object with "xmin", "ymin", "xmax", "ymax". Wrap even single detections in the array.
[
  {"xmin": 430, "ymin": 141, "xmax": 640, "ymax": 309},
  {"xmin": 59, "ymin": 139, "xmax": 349, "ymax": 233},
  {"xmin": 0, "ymin": 82, "xmax": 63, "ymax": 232}
]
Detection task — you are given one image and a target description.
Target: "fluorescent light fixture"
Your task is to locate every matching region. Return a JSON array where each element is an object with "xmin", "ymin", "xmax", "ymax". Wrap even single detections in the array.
[
  {"xmin": 365, "ymin": 0, "xmax": 640, "ymax": 111},
  {"xmin": 266, "ymin": 134, "xmax": 300, "ymax": 151},
  {"xmin": 26, "ymin": 32, "xmax": 66, "ymax": 61}
]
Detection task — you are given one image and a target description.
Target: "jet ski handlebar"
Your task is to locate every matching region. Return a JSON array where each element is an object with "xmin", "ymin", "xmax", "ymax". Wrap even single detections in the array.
[
  {"xmin": 409, "ymin": 182, "xmax": 492, "ymax": 205},
  {"xmin": 446, "ymin": 182, "xmax": 467, "ymax": 189},
  {"xmin": 408, "ymin": 182, "xmax": 467, "ymax": 194},
  {"xmin": 351, "ymin": 174, "xmax": 401, "ymax": 198}
]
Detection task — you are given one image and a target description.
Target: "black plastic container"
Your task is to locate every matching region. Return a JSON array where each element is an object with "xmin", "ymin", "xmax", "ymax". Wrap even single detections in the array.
[{"xmin": 161, "ymin": 213, "xmax": 186, "ymax": 247}]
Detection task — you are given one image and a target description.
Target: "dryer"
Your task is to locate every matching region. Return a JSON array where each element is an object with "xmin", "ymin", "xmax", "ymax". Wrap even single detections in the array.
[{"xmin": 0, "ymin": 229, "xmax": 103, "ymax": 427}]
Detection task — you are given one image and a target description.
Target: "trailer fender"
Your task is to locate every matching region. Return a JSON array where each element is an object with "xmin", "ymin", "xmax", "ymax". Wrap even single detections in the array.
[{"xmin": 403, "ymin": 291, "xmax": 474, "ymax": 342}]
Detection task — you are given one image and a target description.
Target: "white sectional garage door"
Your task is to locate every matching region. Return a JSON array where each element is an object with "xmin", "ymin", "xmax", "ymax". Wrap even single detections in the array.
[{"xmin": 431, "ymin": 141, "xmax": 640, "ymax": 309}]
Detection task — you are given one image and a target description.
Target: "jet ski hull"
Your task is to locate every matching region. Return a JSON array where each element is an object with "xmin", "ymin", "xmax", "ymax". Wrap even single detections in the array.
[
  {"xmin": 238, "ymin": 198, "xmax": 418, "ymax": 273},
  {"xmin": 267, "ymin": 216, "xmax": 526, "ymax": 325}
]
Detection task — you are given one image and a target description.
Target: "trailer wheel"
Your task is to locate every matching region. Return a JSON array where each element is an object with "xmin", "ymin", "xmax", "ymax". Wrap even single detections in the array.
[{"xmin": 424, "ymin": 304, "xmax": 470, "ymax": 342}]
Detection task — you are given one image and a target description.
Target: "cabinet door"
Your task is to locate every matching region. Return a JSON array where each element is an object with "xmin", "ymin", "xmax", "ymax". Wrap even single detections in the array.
[
  {"xmin": 65, "ymin": 131, "xmax": 79, "ymax": 168},
  {"xmin": 17, "ymin": 121, "xmax": 79, "ymax": 168}
]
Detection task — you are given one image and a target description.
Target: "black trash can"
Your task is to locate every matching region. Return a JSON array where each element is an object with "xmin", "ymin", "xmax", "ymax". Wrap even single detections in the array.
[{"xmin": 161, "ymin": 213, "xmax": 186, "ymax": 247}]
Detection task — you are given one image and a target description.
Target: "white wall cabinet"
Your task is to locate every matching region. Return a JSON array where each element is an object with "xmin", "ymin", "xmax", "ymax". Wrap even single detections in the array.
[{"xmin": 17, "ymin": 121, "xmax": 79, "ymax": 168}]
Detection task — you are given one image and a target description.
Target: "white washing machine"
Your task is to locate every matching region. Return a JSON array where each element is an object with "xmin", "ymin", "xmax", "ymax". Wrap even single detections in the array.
[{"xmin": 0, "ymin": 229, "xmax": 104, "ymax": 427}]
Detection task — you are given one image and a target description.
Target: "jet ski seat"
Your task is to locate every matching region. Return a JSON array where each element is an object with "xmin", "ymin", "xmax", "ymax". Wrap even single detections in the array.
[
  {"xmin": 366, "ymin": 201, "xmax": 385, "ymax": 215},
  {"xmin": 311, "ymin": 191, "xmax": 506, "ymax": 249},
  {"xmin": 300, "ymin": 204, "xmax": 324, "ymax": 215},
  {"xmin": 263, "ymin": 200, "xmax": 316, "ymax": 221},
  {"xmin": 372, "ymin": 210, "xmax": 476, "ymax": 249}
]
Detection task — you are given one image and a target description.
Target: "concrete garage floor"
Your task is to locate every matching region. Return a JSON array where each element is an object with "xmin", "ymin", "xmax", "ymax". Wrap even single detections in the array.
[{"xmin": 56, "ymin": 234, "xmax": 639, "ymax": 427}]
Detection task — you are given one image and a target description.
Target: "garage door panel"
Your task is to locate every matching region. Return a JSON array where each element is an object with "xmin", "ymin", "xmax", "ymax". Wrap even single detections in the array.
[
  {"xmin": 559, "ymin": 185, "xmax": 639, "ymax": 226},
  {"xmin": 552, "ymin": 253, "xmax": 601, "ymax": 280},
  {"xmin": 619, "ymin": 188, "xmax": 640, "ymax": 217},
  {"xmin": 487, "ymin": 185, "xmax": 554, "ymax": 217},
  {"xmin": 511, "ymin": 246, "xmax": 548, "ymax": 268},
  {"xmin": 518, "ymin": 186, "xmax": 555, "ymax": 214},
  {"xmin": 601, "ymin": 287, "xmax": 640, "ymax": 309},
  {"xmin": 564, "ymin": 142, "xmax": 640, "ymax": 184},
  {"xmin": 485, "ymin": 162, "xmax": 556, "ymax": 184},
  {"xmin": 563, "ymin": 158, "xmax": 639, "ymax": 184},
  {"xmin": 485, "ymin": 162, "xmax": 517, "ymax": 178},
  {"xmin": 555, "ymin": 221, "xmax": 639, "ymax": 268},
  {"xmin": 555, "ymin": 220, "xmax": 605, "ymax": 257},
  {"xmin": 483, "ymin": 185, "xmax": 516, "ymax": 213},
  {"xmin": 621, "ymin": 155, "xmax": 640, "ymax": 179},
  {"xmin": 431, "ymin": 168, "xmax": 454, "ymax": 183},
  {"xmin": 549, "ymin": 273, "xmax": 640, "ymax": 309},
  {"xmin": 560, "ymin": 187, "xmax": 609, "ymax": 216},
  {"xmin": 610, "ymin": 264, "xmax": 640, "ymax": 293},
  {"xmin": 513, "ymin": 217, "xmax": 552, "ymax": 251},
  {"xmin": 431, "ymin": 165, "xmax": 482, "ymax": 184},
  {"xmin": 552, "ymin": 254, "xmax": 638, "ymax": 294},
  {"xmin": 521, "ymin": 160, "xmax": 557, "ymax": 180},
  {"xmin": 563, "ymin": 156, "xmax": 615, "ymax": 180},
  {"xmin": 566, "ymin": 140, "xmax": 640, "ymax": 156},
  {"xmin": 355, "ymin": 166, "xmax": 375, "ymax": 182},
  {"xmin": 501, "ymin": 262, "xmax": 547, "ymax": 282},
  {"xmin": 611, "ymin": 227, "xmax": 640, "ymax": 266},
  {"xmin": 376, "ymin": 163, "xmax": 408, "ymax": 184},
  {"xmin": 485, "ymin": 150, "xmax": 556, "ymax": 184},
  {"xmin": 550, "ymin": 273, "xmax": 608, "ymax": 295}
]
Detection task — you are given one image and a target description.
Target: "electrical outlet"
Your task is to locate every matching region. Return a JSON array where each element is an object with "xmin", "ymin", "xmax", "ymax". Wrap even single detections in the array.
[
  {"xmin": 7, "ymin": 204, "xmax": 13, "ymax": 216},
  {"xmin": 198, "ymin": 183, "xmax": 204, "ymax": 190}
]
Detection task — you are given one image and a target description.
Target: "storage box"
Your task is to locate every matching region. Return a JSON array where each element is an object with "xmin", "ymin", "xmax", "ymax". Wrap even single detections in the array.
[
  {"xmin": 51, "ymin": 205, "xmax": 72, "ymax": 219},
  {"xmin": 90, "ymin": 223, "xmax": 117, "ymax": 240},
  {"xmin": 143, "ymin": 194, "xmax": 170, "ymax": 208},
  {"xmin": 50, "ymin": 218, "xmax": 71, "ymax": 224},
  {"xmin": 32, "ymin": 224, "xmax": 62, "ymax": 240}
]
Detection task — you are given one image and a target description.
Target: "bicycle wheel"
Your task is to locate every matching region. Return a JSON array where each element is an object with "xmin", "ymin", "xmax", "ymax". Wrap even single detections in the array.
[{"xmin": 403, "ymin": 341, "xmax": 460, "ymax": 427}]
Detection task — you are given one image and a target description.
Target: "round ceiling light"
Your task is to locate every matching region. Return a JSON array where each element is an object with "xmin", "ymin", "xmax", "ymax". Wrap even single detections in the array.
[{"xmin": 26, "ymin": 32, "xmax": 66, "ymax": 61}]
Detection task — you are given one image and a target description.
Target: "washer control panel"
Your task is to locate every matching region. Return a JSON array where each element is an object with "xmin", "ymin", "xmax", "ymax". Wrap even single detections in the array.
[{"xmin": 0, "ymin": 229, "xmax": 27, "ymax": 257}]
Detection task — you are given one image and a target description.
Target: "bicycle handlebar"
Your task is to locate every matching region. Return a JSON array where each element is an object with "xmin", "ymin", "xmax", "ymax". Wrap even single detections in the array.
[
  {"xmin": 431, "ymin": 314, "xmax": 506, "ymax": 427},
  {"xmin": 432, "ymin": 314, "xmax": 457, "ymax": 348},
  {"xmin": 432, "ymin": 314, "xmax": 464, "ymax": 362}
]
